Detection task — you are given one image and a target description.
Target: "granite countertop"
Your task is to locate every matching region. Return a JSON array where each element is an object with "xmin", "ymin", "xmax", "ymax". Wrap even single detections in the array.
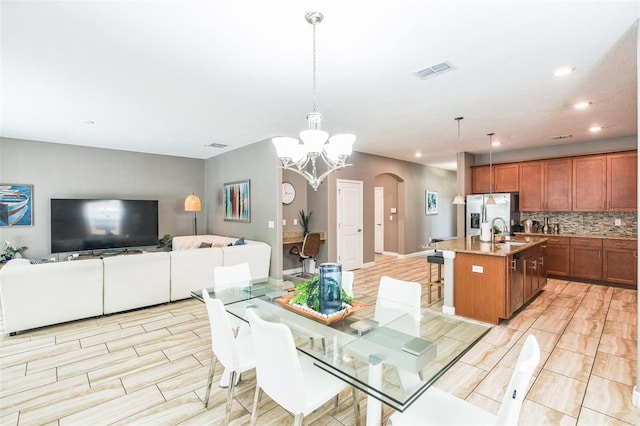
[
  {"xmin": 422, "ymin": 235, "xmax": 548, "ymax": 257},
  {"xmin": 514, "ymin": 232, "xmax": 637, "ymax": 241}
]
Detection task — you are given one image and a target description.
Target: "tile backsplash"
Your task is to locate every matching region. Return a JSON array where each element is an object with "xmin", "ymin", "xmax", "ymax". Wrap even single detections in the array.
[{"xmin": 520, "ymin": 212, "xmax": 637, "ymax": 237}]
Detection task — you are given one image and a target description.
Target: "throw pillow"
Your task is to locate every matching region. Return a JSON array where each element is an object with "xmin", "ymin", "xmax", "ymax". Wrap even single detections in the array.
[
  {"xmin": 234, "ymin": 237, "xmax": 245, "ymax": 246},
  {"xmin": 199, "ymin": 242, "xmax": 212, "ymax": 248}
]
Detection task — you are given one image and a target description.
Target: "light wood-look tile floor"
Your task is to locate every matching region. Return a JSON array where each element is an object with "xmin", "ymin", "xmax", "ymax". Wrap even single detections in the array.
[{"xmin": 1, "ymin": 254, "xmax": 638, "ymax": 425}]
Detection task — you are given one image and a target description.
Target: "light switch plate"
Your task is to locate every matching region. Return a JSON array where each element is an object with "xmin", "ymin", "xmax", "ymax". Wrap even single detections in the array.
[{"xmin": 268, "ymin": 221, "xmax": 275, "ymax": 229}]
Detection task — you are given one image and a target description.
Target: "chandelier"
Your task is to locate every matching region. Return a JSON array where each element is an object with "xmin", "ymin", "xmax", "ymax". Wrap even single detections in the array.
[{"xmin": 272, "ymin": 11, "xmax": 355, "ymax": 191}]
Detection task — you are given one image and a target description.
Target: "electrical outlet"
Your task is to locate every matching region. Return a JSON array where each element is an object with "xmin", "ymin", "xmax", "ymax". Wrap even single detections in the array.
[
  {"xmin": 268, "ymin": 221, "xmax": 275, "ymax": 229},
  {"xmin": 293, "ymin": 219, "xmax": 298, "ymax": 225},
  {"xmin": 614, "ymin": 218, "xmax": 622, "ymax": 226}
]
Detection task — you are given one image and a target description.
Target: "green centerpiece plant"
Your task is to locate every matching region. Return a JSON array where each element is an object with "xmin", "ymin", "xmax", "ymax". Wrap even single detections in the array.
[{"xmin": 290, "ymin": 274, "xmax": 354, "ymax": 316}]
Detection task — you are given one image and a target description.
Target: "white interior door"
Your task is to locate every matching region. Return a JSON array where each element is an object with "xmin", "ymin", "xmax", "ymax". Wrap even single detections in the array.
[
  {"xmin": 374, "ymin": 186, "xmax": 384, "ymax": 253},
  {"xmin": 337, "ymin": 179, "xmax": 363, "ymax": 271}
]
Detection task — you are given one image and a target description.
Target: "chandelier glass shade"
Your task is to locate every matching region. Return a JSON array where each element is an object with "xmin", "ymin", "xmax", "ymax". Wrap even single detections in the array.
[{"xmin": 272, "ymin": 11, "xmax": 355, "ymax": 191}]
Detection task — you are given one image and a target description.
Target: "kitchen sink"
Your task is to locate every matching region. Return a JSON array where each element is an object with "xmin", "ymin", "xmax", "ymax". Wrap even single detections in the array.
[{"xmin": 496, "ymin": 241, "xmax": 528, "ymax": 246}]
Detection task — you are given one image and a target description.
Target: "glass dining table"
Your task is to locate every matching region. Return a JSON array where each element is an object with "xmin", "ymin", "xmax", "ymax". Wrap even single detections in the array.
[{"xmin": 192, "ymin": 282, "xmax": 490, "ymax": 426}]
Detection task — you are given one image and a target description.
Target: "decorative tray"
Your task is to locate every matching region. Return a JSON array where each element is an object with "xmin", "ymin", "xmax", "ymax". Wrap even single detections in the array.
[{"xmin": 274, "ymin": 294, "xmax": 367, "ymax": 325}]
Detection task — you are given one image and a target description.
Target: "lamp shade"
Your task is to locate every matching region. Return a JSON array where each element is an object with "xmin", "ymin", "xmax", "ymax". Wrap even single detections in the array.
[
  {"xmin": 184, "ymin": 194, "xmax": 201, "ymax": 212},
  {"xmin": 452, "ymin": 194, "xmax": 465, "ymax": 205}
]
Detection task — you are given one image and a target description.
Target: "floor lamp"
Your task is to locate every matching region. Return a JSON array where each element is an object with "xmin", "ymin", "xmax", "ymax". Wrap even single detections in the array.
[{"xmin": 184, "ymin": 193, "xmax": 201, "ymax": 235}]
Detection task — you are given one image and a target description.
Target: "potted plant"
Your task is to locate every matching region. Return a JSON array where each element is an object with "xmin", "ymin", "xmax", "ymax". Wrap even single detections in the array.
[
  {"xmin": 299, "ymin": 209, "xmax": 312, "ymax": 236},
  {"xmin": 1, "ymin": 241, "xmax": 27, "ymax": 262},
  {"xmin": 157, "ymin": 234, "xmax": 172, "ymax": 251}
]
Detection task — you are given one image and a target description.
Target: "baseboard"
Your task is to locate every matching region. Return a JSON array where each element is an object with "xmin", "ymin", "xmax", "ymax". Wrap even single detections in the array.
[
  {"xmin": 397, "ymin": 250, "xmax": 429, "ymax": 259},
  {"xmin": 442, "ymin": 305, "xmax": 455, "ymax": 316}
]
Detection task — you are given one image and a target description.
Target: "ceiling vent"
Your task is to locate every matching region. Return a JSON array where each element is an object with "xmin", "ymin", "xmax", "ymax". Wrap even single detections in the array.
[
  {"xmin": 206, "ymin": 143, "xmax": 229, "ymax": 148},
  {"xmin": 415, "ymin": 61, "xmax": 455, "ymax": 79},
  {"xmin": 550, "ymin": 134, "xmax": 572, "ymax": 140}
]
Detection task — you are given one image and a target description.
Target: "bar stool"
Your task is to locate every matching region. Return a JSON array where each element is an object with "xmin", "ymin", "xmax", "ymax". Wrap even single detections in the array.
[{"xmin": 426, "ymin": 239, "xmax": 444, "ymax": 304}]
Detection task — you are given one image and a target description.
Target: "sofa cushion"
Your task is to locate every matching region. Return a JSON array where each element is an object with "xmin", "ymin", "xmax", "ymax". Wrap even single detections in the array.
[
  {"xmin": 103, "ymin": 252, "xmax": 170, "ymax": 314},
  {"xmin": 169, "ymin": 247, "xmax": 223, "ymax": 301}
]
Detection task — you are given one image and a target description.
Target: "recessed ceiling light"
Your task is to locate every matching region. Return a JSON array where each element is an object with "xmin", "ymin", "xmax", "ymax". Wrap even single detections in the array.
[
  {"xmin": 491, "ymin": 140, "xmax": 501, "ymax": 147},
  {"xmin": 553, "ymin": 66, "xmax": 575, "ymax": 77},
  {"xmin": 415, "ymin": 152, "xmax": 422, "ymax": 158},
  {"xmin": 574, "ymin": 101, "xmax": 591, "ymax": 109},
  {"xmin": 589, "ymin": 126, "xmax": 602, "ymax": 132}
]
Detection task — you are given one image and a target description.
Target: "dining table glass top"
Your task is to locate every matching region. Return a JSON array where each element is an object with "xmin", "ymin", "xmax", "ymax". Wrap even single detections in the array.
[{"xmin": 191, "ymin": 282, "xmax": 491, "ymax": 412}]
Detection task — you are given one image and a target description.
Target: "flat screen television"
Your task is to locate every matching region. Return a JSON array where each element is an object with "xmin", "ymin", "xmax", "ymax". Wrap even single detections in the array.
[{"xmin": 50, "ymin": 198, "xmax": 159, "ymax": 253}]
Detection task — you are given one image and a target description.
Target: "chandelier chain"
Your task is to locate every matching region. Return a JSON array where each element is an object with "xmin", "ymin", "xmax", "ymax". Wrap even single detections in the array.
[{"xmin": 312, "ymin": 20, "xmax": 317, "ymax": 113}]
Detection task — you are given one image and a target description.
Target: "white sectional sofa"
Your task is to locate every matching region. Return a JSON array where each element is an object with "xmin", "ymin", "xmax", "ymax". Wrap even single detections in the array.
[
  {"xmin": 103, "ymin": 252, "xmax": 171, "ymax": 314},
  {"xmin": 0, "ymin": 234, "xmax": 271, "ymax": 334},
  {"xmin": 170, "ymin": 235, "xmax": 271, "ymax": 301},
  {"xmin": 0, "ymin": 258, "xmax": 104, "ymax": 334}
]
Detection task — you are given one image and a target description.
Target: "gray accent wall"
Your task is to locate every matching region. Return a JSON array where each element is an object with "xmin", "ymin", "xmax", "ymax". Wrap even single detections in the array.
[
  {"xmin": 0, "ymin": 138, "xmax": 204, "ymax": 259},
  {"xmin": 204, "ymin": 140, "xmax": 281, "ymax": 280}
]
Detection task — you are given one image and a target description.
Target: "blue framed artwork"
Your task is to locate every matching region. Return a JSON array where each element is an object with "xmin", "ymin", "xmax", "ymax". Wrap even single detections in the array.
[
  {"xmin": 223, "ymin": 180, "xmax": 251, "ymax": 222},
  {"xmin": 0, "ymin": 184, "xmax": 34, "ymax": 226},
  {"xmin": 426, "ymin": 190, "xmax": 438, "ymax": 215}
]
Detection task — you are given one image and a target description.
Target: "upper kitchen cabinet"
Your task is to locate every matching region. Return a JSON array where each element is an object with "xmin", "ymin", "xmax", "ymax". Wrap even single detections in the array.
[
  {"xmin": 607, "ymin": 151, "xmax": 637, "ymax": 211},
  {"xmin": 493, "ymin": 163, "xmax": 519, "ymax": 193},
  {"xmin": 573, "ymin": 155, "xmax": 607, "ymax": 211},
  {"xmin": 519, "ymin": 158, "xmax": 571, "ymax": 212},
  {"xmin": 471, "ymin": 163, "xmax": 519, "ymax": 194},
  {"xmin": 573, "ymin": 151, "xmax": 637, "ymax": 212},
  {"xmin": 471, "ymin": 165, "xmax": 490, "ymax": 194}
]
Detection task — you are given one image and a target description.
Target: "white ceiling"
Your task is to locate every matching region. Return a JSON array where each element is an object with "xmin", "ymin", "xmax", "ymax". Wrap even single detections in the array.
[{"xmin": 1, "ymin": 1, "xmax": 638, "ymax": 170}]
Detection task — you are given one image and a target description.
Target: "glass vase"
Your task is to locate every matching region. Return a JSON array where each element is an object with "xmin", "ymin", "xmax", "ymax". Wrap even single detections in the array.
[{"xmin": 318, "ymin": 263, "xmax": 342, "ymax": 315}]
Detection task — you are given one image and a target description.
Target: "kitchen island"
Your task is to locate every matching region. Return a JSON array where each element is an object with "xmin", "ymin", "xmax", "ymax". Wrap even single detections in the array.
[{"xmin": 429, "ymin": 235, "xmax": 548, "ymax": 324}]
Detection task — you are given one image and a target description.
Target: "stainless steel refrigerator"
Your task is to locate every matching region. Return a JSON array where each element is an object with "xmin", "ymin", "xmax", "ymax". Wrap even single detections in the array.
[{"xmin": 466, "ymin": 193, "xmax": 520, "ymax": 237}]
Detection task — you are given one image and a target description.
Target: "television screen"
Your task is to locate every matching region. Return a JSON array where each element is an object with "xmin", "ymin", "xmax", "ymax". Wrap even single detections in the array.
[{"xmin": 51, "ymin": 199, "xmax": 158, "ymax": 253}]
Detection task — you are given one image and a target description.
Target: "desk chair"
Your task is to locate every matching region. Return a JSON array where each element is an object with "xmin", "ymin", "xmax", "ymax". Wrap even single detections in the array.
[
  {"xmin": 202, "ymin": 289, "xmax": 256, "ymax": 424},
  {"xmin": 246, "ymin": 308, "xmax": 360, "ymax": 426},
  {"xmin": 389, "ymin": 335, "xmax": 541, "ymax": 426},
  {"xmin": 289, "ymin": 232, "xmax": 321, "ymax": 277}
]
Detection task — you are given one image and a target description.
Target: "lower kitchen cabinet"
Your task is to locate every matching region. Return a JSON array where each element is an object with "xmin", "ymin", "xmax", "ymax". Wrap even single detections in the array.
[
  {"xmin": 546, "ymin": 236, "xmax": 570, "ymax": 276},
  {"xmin": 603, "ymin": 239, "xmax": 637, "ymax": 285},
  {"xmin": 570, "ymin": 238, "xmax": 603, "ymax": 280}
]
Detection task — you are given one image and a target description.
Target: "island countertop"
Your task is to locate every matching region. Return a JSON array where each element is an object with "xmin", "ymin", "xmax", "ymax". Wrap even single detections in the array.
[{"xmin": 422, "ymin": 235, "xmax": 548, "ymax": 257}]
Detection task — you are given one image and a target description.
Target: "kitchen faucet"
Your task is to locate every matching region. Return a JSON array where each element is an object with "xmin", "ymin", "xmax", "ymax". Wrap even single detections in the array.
[{"xmin": 491, "ymin": 217, "xmax": 509, "ymax": 241}]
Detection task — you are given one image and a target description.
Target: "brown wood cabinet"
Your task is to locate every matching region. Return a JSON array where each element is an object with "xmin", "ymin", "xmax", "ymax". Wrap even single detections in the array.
[
  {"xmin": 545, "ymin": 236, "xmax": 570, "ymax": 276},
  {"xmin": 572, "ymin": 155, "xmax": 607, "ymax": 211},
  {"xmin": 607, "ymin": 151, "xmax": 637, "ymax": 211},
  {"xmin": 603, "ymin": 239, "xmax": 637, "ymax": 285},
  {"xmin": 519, "ymin": 159, "xmax": 571, "ymax": 211},
  {"xmin": 570, "ymin": 237, "xmax": 603, "ymax": 280},
  {"xmin": 471, "ymin": 163, "xmax": 519, "ymax": 194},
  {"xmin": 494, "ymin": 163, "xmax": 519, "ymax": 193},
  {"xmin": 471, "ymin": 165, "xmax": 491, "ymax": 194},
  {"xmin": 519, "ymin": 161, "xmax": 544, "ymax": 211},
  {"xmin": 523, "ymin": 244, "xmax": 546, "ymax": 302}
]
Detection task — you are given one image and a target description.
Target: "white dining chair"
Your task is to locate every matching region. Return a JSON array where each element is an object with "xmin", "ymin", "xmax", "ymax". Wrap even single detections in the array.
[
  {"xmin": 388, "ymin": 334, "xmax": 541, "ymax": 426},
  {"xmin": 214, "ymin": 262, "xmax": 253, "ymax": 386},
  {"xmin": 214, "ymin": 262, "xmax": 252, "ymax": 291},
  {"xmin": 202, "ymin": 289, "xmax": 256, "ymax": 424},
  {"xmin": 342, "ymin": 270, "xmax": 355, "ymax": 298},
  {"xmin": 245, "ymin": 308, "xmax": 360, "ymax": 426},
  {"xmin": 375, "ymin": 276, "xmax": 422, "ymax": 332}
]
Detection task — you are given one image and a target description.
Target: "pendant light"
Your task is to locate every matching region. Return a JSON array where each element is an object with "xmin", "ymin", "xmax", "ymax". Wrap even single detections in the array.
[
  {"xmin": 486, "ymin": 132, "xmax": 496, "ymax": 205},
  {"xmin": 452, "ymin": 116, "xmax": 465, "ymax": 205}
]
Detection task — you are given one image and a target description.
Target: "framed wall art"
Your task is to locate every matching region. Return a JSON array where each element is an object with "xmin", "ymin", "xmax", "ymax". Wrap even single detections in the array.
[
  {"xmin": 223, "ymin": 180, "xmax": 251, "ymax": 222},
  {"xmin": 0, "ymin": 184, "xmax": 34, "ymax": 226},
  {"xmin": 426, "ymin": 190, "xmax": 438, "ymax": 215}
]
